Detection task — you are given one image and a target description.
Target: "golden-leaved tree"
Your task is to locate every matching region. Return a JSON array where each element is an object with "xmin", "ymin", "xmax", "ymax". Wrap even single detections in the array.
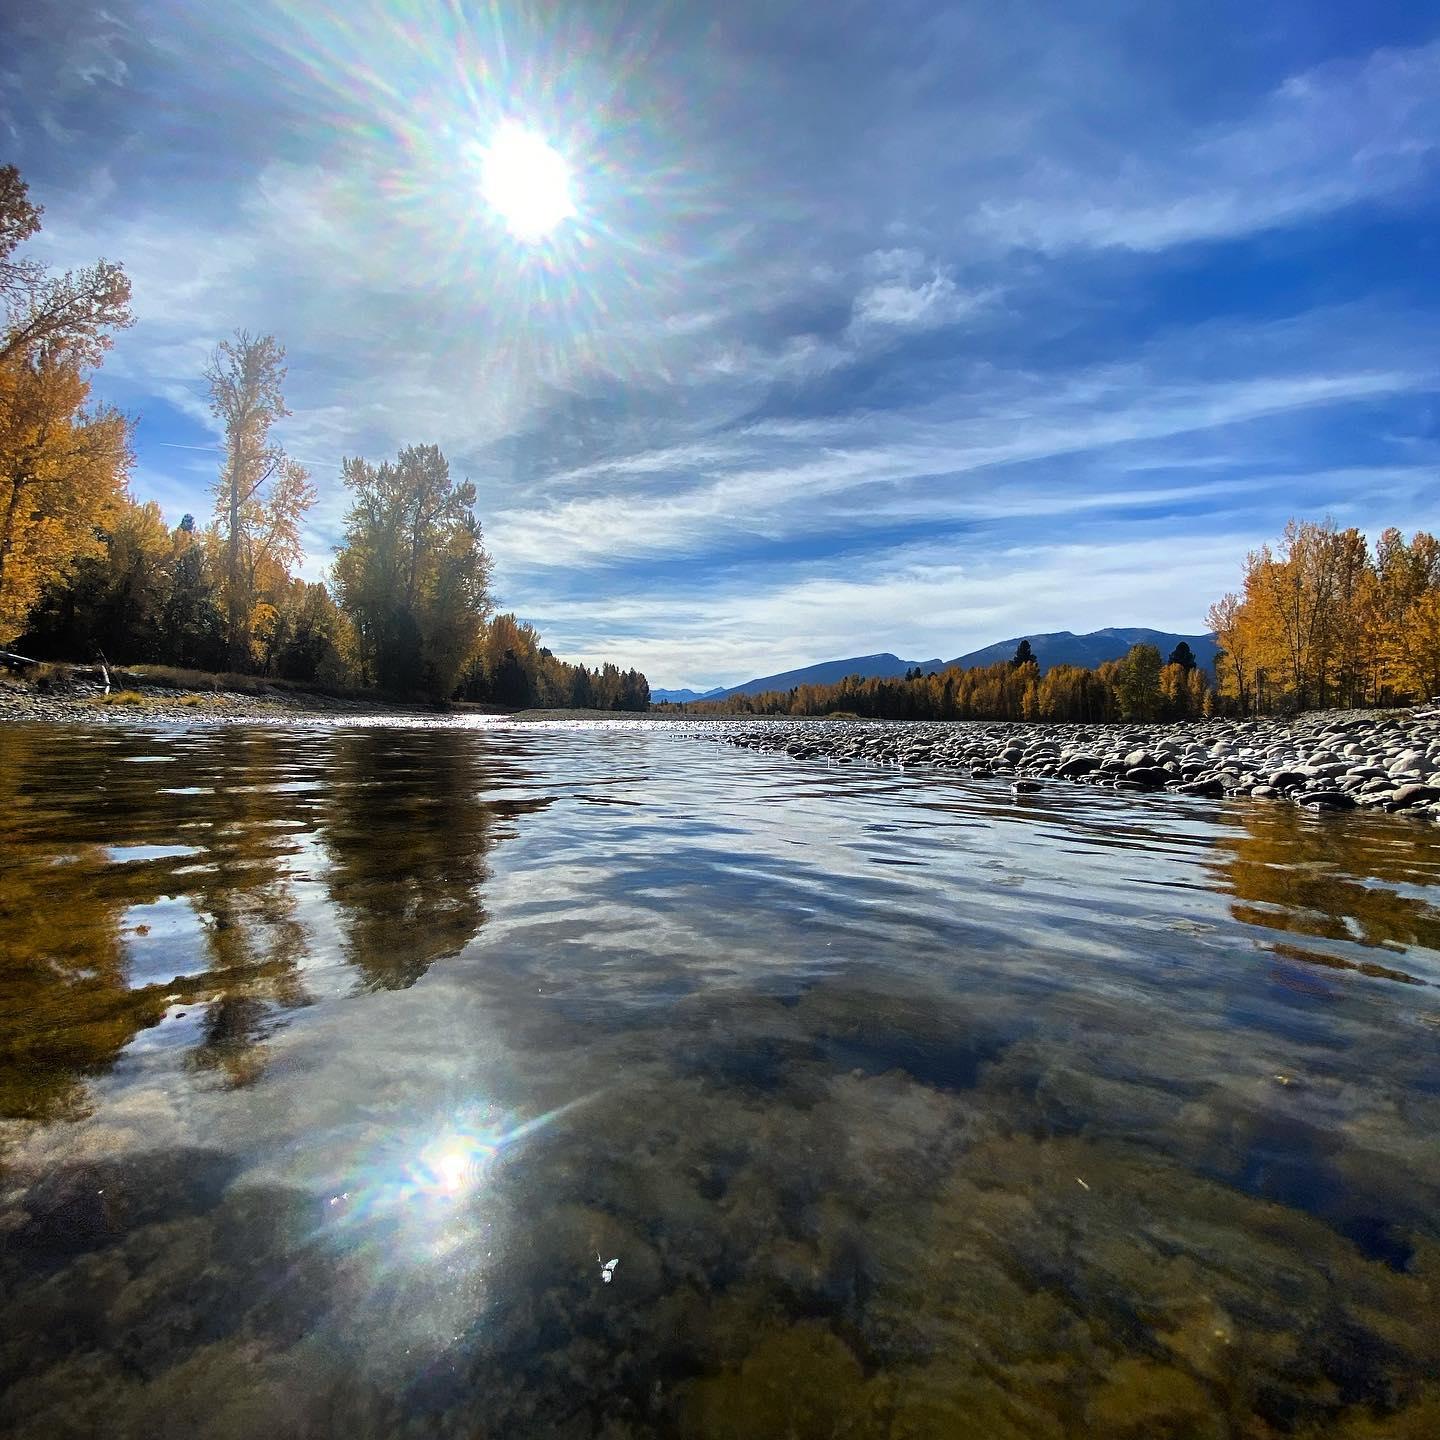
[
  {"xmin": 1370, "ymin": 527, "xmax": 1440, "ymax": 703},
  {"xmin": 1208, "ymin": 518, "xmax": 1440, "ymax": 713},
  {"xmin": 0, "ymin": 164, "xmax": 132, "ymax": 641},
  {"xmin": 204, "ymin": 330, "xmax": 315, "ymax": 668}
]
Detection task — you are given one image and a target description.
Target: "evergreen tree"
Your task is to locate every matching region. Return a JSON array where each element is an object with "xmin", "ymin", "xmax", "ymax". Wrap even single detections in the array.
[{"xmin": 1012, "ymin": 638, "xmax": 1035, "ymax": 668}]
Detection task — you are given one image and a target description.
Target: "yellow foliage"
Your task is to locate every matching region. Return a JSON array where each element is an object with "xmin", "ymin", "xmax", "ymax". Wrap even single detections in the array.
[
  {"xmin": 0, "ymin": 358, "xmax": 130, "ymax": 640},
  {"xmin": 247, "ymin": 601, "xmax": 280, "ymax": 667},
  {"xmin": 1021, "ymin": 678, "xmax": 1039, "ymax": 720},
  {"xmin": 1396, "ymin": 588, "xmax": 1440, "ymax": 702},
  {"xmin": 1210, "ymin": 519, "xmax": 1440, "ymax": 712}
]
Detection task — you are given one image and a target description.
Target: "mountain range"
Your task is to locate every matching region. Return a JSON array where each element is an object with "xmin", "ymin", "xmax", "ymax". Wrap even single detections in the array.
[{"xmin": 649, "ymin": 628, "xmax": 1218, "ymax": 703}]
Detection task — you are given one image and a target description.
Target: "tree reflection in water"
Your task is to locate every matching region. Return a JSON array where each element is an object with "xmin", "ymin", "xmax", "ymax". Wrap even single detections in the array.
[
  {"xmin": 319, "ymin": 729, "xmax": 540, "ymax": 990},
  {"xmin": 1213, "ymin": 798, "xmax": 1440, "ymax": 955},
  {"xmin": 0, "ymin": 724, "xmax": 544, "ymax": 1116},
  {"xmin": 0, "ymin": 726, "xmax": 149, "ymax": 1119}
]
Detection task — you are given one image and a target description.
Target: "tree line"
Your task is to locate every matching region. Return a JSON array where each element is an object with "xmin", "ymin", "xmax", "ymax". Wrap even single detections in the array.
[
  {"xmin": 1207, "ymin": 518, "xmax": 1440, "ymax": 714},
  {"xmin": 0, "ymin": 165, "xmax": 647, "ymax": 709},
  {"xmin": 668, "ymin": 640, "xmax": 1211, "ymax": 723}
]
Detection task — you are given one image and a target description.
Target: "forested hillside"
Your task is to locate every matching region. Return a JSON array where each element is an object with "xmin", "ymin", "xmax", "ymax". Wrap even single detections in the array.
[
  {"xmin": 675, "ymin": 639, "xmax": 1211, "ymax": 722},
  {"xmin": 675, "ymin": 518, "xmax": 1440, "ymax": 723}
]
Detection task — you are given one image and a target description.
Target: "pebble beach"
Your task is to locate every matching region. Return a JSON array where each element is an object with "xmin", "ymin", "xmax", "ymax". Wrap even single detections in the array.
[{"xmin": 700, "ymin": 709, "xmax": 1440, "ymax": 821}]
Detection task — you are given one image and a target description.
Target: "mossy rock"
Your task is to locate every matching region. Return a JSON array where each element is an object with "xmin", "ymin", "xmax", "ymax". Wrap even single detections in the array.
[
  {"xmin": 1086, "ymin": 1358, "xmax": 1225, "ymax": 1439},
  {"xmin": 683, "ymin": 1323, "xmax": 889, "ymax": 1440}
]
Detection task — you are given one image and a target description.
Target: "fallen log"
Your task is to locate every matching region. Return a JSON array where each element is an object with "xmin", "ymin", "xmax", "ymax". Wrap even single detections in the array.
[{"xmin": 0, "ymin": 649, "xmax": 39, "ymax": 673}]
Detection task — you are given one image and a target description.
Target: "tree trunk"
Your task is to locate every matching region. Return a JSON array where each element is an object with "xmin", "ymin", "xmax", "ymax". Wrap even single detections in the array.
[
  {"xmin": 0, "ymin": 478, "xmax": 23, "ymax": 614},
  {"xmin": 227, "ymin": 454, "xmax": 244, "ymax": 670}
]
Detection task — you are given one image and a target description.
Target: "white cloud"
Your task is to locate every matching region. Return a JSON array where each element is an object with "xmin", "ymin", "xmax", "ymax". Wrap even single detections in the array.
[
  {"xmin": 519, "ymin": 468, "xmax": 1440, "ymax": 688},
  {"xmin": 850, "ymin": 248, "xmax": 989, "ymax": 332}
]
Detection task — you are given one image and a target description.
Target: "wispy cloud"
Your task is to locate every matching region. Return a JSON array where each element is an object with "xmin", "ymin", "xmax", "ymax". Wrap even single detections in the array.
[
  {"xmin": 976, "ymin": 40, "xmax": 1440, "ymax": 253},
  {"xmin": 488, "ymin": 356, "xmax": 1431, "ymax": 570},
  {"xmin": 521, "ymin": 530, "xmax": 1254, "ymax": 688}
]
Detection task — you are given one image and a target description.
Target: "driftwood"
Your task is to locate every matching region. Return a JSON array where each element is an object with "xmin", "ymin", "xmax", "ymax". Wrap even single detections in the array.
[{"xmin": 0, "ymin": 649, "xmax": 39, "ymax": 673}]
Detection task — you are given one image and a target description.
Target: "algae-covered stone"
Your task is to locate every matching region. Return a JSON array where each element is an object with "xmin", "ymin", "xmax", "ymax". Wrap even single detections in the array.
[
  {"xmin": 682, "ymin": 1323, "xmax": 888, "ymax": 1440},
  {"xmin": 1086, "ymin": 1358, "xmax": 1224, "ymax": 1439}
]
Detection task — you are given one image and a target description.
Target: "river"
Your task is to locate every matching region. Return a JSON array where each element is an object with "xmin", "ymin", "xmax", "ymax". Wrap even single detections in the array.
[{"xmin": 1, "ymin": 719, "xmax": 1438, "ymax": 1438}]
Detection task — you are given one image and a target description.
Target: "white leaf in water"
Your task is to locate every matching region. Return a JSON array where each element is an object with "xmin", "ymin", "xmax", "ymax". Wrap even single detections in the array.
[{"xmin": 600, "ymin": 1256, "xmax": 619, "ymax": 1283}]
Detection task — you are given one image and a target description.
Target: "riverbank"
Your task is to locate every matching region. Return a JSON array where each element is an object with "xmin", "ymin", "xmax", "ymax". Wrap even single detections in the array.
[
  {"xmin": 697, "ymin": 710, "xmax": 1440, "ymax": 821},
  {"xmin": 0, "ymin": 664, "xmax": 457, "ymax": 724},
  {"xmin": 0, "ymin": 668, "xmax": 659, "ymax": 725}
]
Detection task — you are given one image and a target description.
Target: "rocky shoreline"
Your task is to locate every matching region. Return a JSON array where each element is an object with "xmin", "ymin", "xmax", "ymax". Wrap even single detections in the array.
[{"xmin": 696, "ymin": 710, "xmax": 1440, "ymax": 822}]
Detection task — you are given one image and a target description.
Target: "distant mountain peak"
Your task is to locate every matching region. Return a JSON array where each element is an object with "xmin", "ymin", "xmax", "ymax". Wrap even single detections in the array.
[
  {"xmin": 946, "ymin": 627, "xmax": 1216, "ymax": 675},
  {"xmin": 656, "ymin": 626, "xmax": 1216, "ymax": 702}
]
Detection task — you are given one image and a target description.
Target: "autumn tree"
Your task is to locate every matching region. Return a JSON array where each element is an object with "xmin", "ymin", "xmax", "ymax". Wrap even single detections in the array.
[
  {"xmin": 1400, "ymin": 590, "xmax": 1440, "ymax": 703},
  {"xmin": 1, "ymin": 167, "xmax": 131, "ymax": 370},
  {"xmin": 1240, "ymin": 519, "xmax": 1366, "ymax": 710},
  {"xmin": 452, "ymin": 611, "xmax": 649, "ymax": 712},
  {"xmin": 1206, "ymin": 592, "xmax": 1255, "ymax": 714},
  {"xmin": 1037, "ymin": 662, "xmax": 1112, "ymax": 721},
  {"xmin": 1369, "ymin": 528, "xmax": 1440, "ymax": 703},
  {"xmin": 1158, "ymin": 660, "xmax": 1209, "ymax": 719},
  {"xmin": 1205, "ymin": 518, "xmax": 1440, "ymax": 713},
  {"xmin": 205, "ymin": 331, "xmax": 314, "ymax": 668},
  {"xmin": 0, "ymin": 164, "xmax": 132, "ymax": 640},
  {"xmin": 333, "ymin": 443, "xmax": 493, "ymax": 696},
  {"xmin": 1114, "ymin": 643, "xmax": 1163, "ymax": 721},
  {"xmin": 261, "ymin": 578, "xmax": 349, "ymax": 683}
]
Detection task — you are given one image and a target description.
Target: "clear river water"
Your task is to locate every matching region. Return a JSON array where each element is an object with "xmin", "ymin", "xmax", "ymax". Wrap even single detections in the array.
[{"xmin": 1, "ymin": 719, "xmax": 1438, "ymax": 1439}]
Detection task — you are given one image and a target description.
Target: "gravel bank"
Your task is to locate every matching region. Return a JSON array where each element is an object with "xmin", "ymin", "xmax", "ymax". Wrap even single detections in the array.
[
  {"xmin": 0, "ymin": 677, "xmax": 440, "ymax": 725},
  {"xmin": 698, "ymin": 711, "xmax": 1440, "ymax": 822}
]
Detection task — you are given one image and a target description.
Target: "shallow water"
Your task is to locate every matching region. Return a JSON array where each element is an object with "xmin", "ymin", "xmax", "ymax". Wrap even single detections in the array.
[{"xmin": 1, "ymin": 719, "xmax": 1438, "ymax": 1439}]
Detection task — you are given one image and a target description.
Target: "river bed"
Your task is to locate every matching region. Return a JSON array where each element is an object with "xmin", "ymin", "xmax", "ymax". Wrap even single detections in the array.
[{"xmin": 1, "ymin": 719, "xmax": 1438, "ymax": 1438}]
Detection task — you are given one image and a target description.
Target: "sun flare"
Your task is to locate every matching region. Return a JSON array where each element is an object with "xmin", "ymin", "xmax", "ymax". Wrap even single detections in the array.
[{"xmin": 479, "ymin": 124, "xmax": 576, "ymax": 241}]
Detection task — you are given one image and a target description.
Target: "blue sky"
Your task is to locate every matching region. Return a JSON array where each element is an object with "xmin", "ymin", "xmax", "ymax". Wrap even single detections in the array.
[{"xmin": 4, "ymin": 0, "xmax": 1438, "ymax": 689}]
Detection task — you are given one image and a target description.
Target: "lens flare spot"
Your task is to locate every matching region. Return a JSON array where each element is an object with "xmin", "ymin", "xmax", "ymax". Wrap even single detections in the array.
[
  {"xmin": 415, "ymin": 1133, "xmax": 493, "ymax": 1198},
  {"xmin": 437, "ymin": 1147, "xmax": 469, "ymax": 1193},
  {"xmin": 479, "ymin": 124, "xmax": 576, "ymax": 241}
]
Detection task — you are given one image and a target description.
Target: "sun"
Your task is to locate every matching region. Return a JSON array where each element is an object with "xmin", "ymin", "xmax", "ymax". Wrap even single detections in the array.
[{"xmin": 479, "ymin": 123, "xmax": 576, "ymax": 241}]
